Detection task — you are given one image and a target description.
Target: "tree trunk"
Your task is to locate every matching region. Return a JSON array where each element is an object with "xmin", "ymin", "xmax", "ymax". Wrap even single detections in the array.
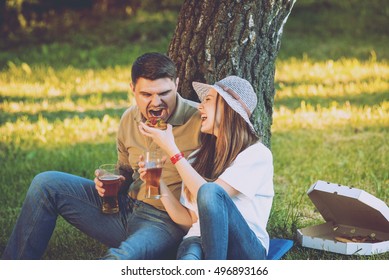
[{"xmin": 168, "ymin": 0, "xmax": 295, "ymax": 148}]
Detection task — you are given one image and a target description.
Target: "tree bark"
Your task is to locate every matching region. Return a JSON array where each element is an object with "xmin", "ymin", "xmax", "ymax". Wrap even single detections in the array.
[{"xmin": 168, "ymin": 0, "xmax": 295, "ymax": 148}]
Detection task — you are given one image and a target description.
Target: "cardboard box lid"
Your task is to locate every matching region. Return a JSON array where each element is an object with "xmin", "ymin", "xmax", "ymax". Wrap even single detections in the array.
[{"xmin": 307, "ymin": 180, "xmax": 389, "ymax": 233}]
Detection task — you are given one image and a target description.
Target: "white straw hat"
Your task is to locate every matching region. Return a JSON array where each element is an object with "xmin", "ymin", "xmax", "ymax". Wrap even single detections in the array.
[{"xmin": 192, "ymin": 75, "xmax": 257, "ymax": 134}]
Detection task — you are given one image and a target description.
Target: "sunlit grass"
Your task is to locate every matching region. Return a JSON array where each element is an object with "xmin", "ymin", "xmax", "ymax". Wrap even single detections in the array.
[
  {"xmin": 1, "ymin": 57, "xmax": 388, "ymax": 171},
  {"xmin": 0, "ymin": 64, "xmax": 131, "ymax": 97},
  {"xmin": 1, "ymin": 115, "xmax": 119, "ymax": 147},
  {"xmin": 275, "ymin": 56, "xmax": 389, "ymax": 99},
  {"xmin": 2, "ymin": 96, "xmax": 129, "ymax": 115},
  {"xmin": 271, "ymin": 57, "xmax": 388, "ymax": 211},
  {"xmin": 273, "ymin": 101, "xmax": 388, "ymax": 130}
]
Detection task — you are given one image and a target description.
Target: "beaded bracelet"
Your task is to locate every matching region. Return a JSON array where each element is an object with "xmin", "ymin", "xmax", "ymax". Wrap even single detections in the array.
[{"xmin": 170, "ymin": 152, "xmax": 185, "ymax": 164}]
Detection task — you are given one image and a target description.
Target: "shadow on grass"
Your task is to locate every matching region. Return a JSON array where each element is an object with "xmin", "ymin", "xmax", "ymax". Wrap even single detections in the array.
[
  {"xmin": 43, "ymin": 217, "xmax": 108, "ymax": 260},
  {"xmin": 0, "ymin": 107, "xmax": 127, "ymax": 125},
  {"xmin": 0, "ymin": 141, "xmax": 117, "ymax": 206},
  {"xmin": 0, "ymin": 11, "xmax": 176, "ymax": 71},
  {"xmin": 274, "ymin": 89, "xmax": 389, "ymax": 110},
  {"xmin": 0, "ymin": 140, "xmax": 118, "ymax": 259},
  {"xmin": 0, "ymin": 91, "xmax": 130, "ymax": 125},
  {"xmin": 0, "ymin": 91, "xmax": 129, "ymax": 103}
]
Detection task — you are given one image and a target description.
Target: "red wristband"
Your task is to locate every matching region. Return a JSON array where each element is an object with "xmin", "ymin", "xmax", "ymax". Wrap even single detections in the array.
[{"xmin": 170, "ymin": 152, "xmax": 185, "ymax": 164}]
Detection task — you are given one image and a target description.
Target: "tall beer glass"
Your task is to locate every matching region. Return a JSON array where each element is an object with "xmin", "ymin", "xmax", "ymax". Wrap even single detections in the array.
[
  {"xmin": 98, "ymin": 164, "xmax": 121, "ymax": 214},
  {"xmin": 144, "ymin": 151, "xmax": 163, "ymax": 199}
]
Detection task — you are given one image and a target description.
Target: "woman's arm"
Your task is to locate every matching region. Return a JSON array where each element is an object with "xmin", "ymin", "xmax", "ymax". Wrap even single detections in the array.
[
  {"xmin": 138, "ymin": 123, "xmax": 239, "ymax": 200},
  {"xmin": 139, "ymin": 123, "xmax": 206, "ymax": 199},
  {"xmin": 138, "ymin": 156, "xmax": 193, "ymax": 231},
  {"xmin": 159, "ymin": 181, "xmax": 193, "ymax": 231}
]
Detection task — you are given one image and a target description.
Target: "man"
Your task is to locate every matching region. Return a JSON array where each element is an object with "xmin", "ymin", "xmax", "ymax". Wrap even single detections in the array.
[{"xmin": 2, "ymin": 52, "xmax": 202, "ymax": 260}]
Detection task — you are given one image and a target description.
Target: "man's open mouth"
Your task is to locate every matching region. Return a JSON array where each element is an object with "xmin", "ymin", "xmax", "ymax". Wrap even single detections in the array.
[{"xmin": 149, "ymin": 108, "xmax": 164, "ymax": 118}]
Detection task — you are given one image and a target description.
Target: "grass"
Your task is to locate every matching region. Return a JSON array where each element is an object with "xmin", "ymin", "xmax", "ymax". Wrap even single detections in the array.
[{"xmin": 0, "ymin": 2, "xmax": 388, "ymax": 259}]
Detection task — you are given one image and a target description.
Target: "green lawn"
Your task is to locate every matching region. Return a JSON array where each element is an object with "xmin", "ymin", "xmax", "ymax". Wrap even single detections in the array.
[{"xmin": 0, "ymin": 3, "xmax": 388, "ymax": 259}]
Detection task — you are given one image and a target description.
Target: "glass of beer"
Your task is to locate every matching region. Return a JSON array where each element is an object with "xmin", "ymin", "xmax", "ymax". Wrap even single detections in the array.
[
  {"xmin": 144, "ymin": 150, "xmax": 163, "ymax": 199},
  {"xmin": 98, "ymin": 164, "xmax": 121, "ymax": 214}
]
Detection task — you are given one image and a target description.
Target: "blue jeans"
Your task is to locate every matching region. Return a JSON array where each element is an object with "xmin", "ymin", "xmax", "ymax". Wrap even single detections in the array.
[
  {"xmin": 177, "ymin": 236, "xmax": 203, "ymax": 260},
  {"xmin": 2, "ymin": 171, "xmax": 185, "ymax": 260},
  {"xmin": 177, "ymin": 183, "xmax": 266, "ymax": 260}
]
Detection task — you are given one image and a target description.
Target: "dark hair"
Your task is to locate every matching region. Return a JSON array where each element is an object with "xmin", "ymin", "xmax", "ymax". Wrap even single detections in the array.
[{"xmin": 131, "ymin": 52, "xmax": 177, "ymax": 85}]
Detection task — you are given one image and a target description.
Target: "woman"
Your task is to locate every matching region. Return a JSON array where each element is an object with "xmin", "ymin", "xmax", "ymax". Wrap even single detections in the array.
[{"xmin": 138, "ymin": 76, "xmax": 274, "ymax": 260}]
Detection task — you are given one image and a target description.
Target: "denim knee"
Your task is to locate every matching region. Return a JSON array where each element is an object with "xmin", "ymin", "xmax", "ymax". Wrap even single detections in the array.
[
  {"xmin": 28, "ymin": 171, "xmax": 61, "ymax": 198},
  {"xmin": 177, "ymin": 236, "xmax": 203, "ymax": 260},
  {"xmin": 197, "ymin": 183, "xmax": 226, "ymax": 209},
  {"xmin": 30, "ymin": 171, "xmax": 55, "ymax": 189}
]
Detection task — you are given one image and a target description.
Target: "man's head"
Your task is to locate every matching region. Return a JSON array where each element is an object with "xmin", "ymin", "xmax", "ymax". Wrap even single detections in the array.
[{"xmin": 131, "ymin": 52, "xmax": 179, "ymax": 122}]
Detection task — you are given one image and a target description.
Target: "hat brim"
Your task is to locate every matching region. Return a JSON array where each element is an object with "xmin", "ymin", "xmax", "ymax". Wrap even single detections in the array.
[{"xmin": 192, "ymin": 81, "xmax": 256, "ymax": 134}]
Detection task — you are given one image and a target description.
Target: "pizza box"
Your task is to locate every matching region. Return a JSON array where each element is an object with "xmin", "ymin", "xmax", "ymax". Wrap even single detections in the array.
[{"xmin": 297, "ymin": 180, "xmax": 389, "ymax": 255}]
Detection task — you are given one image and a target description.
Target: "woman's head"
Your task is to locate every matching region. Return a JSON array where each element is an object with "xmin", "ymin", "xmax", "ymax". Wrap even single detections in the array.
[
  {"xmin": 193, "ymin": 76, "xmax": 258, "ymax": 137},
  {"xmin": 191, "ymin": 76, "xmax": 260, "ymax": 181},
  {"xmin": 197, "ymin": 88, "xmax": 257, "ymax": 139}
]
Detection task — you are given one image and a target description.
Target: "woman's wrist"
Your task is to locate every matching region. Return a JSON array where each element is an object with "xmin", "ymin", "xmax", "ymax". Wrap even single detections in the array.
[
  {"xmin": 167, "ymin": 146, "xmax": 181, "ymax": 158},
  {"xmin": 170, "ymin": 152, "xmax": 185, "ymax": 164}
]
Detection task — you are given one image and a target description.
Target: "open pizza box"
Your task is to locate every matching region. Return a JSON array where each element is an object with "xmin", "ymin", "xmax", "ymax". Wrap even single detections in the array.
[{"xmin": 297, "ymin": 180, "xmax": 389, "ymax": 255}]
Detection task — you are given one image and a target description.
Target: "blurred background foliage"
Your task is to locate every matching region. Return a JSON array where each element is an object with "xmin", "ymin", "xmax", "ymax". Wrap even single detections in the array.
[
  {"xmin": 1, "ymin": 0, "xmax": 388, "ymax": 42},
  {"xmin": 0, "ymin": 0, "xmax": 183, "ymax": 42},
  {"xmin": 1, "ymin": 0, "xmax": 388, "ymax": 63}
]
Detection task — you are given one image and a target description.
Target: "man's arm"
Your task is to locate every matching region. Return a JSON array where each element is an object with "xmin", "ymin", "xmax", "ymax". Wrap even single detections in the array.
[{"xmin": 118, "ymin": 163, "xmax": 134, "ymax": 194}]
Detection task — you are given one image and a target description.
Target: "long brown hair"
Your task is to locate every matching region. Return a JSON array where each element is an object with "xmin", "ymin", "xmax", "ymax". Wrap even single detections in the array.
[{"xmin": 185, "ymin": 96, "xmax": 259, "ymax": 202}]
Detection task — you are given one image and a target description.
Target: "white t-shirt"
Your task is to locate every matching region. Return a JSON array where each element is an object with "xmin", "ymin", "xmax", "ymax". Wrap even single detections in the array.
[{"xmin": 180, "ymin": 142, "xmax": 274, "ymax": 252}]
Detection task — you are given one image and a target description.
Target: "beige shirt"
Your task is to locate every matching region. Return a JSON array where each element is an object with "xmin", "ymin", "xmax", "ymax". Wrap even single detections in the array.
[{"xmin": 117, "ymin": 93, "xmax": 202, "ymax": 211}]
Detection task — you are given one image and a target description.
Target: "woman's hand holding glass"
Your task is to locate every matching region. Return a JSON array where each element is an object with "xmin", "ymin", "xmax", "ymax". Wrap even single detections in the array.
[{"xmin": 138, "ymin": 155, "xmax": 167, "ymax": 198}]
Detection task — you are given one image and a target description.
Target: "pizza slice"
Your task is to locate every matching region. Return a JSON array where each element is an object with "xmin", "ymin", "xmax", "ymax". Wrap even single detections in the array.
[{"xmin": 145, "ymin": 117, "xmax": 167, "ymax": 130}]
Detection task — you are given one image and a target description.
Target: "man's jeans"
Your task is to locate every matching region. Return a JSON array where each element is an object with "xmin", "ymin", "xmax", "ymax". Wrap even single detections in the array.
[
  {"xmin": 2, "ymin": 171, "xmax": 184, "ymax": 260},
  {"xmin": 176, "ymin": 183, "xmax": 266, "ymax": 260}
]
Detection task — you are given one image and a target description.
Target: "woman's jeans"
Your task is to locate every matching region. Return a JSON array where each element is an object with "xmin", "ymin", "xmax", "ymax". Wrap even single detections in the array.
[
  {"xmin": 2, "ymin": 171, "xmax": 184, "ymax": 260},
  {"xmin": 177, "ymin": 183, "xmax": 266, "ymax": 260}
]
